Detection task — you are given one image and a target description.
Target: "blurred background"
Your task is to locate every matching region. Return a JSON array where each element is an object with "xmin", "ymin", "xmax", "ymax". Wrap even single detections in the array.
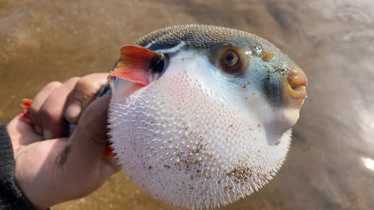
[{"xmin": 1, "ymin": 0, "xmax": 373, "ymax": 209}]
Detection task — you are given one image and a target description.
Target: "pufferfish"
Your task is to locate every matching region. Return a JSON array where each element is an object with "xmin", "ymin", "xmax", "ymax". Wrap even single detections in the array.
[{"xmin": 103, "ymin": 24, "xmax": 307, "ymax": 209}]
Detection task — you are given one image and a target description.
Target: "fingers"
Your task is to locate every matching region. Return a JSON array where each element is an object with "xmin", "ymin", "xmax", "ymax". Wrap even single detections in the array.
[
  {"xmin": 30, "ymin": 77, "xmax": 80, "ymax": 139},
  {"xmin": 14, "ymin": 96, "xmax": 115, "ymax": 209},
  {"xmin": 28, "ymin": 73, "xmax": 108, "ymax": 140},
  {"xmin": 65, "ymin": 73, "xmax": 108, "ymax": 124},
  {"xmin": 68, "ymin": 95, "xmax": 111, "ymax": 170},
  {"xmin": 29, "ymin": 81, "xmax": 62, "ymax": 134},
  {"xmin": 66, "ymin": 95, "xmax": 120, "ymax": 183},
  {"xmin": 7, "ymin": 115, "xmax": 44, "ymax": 153}
]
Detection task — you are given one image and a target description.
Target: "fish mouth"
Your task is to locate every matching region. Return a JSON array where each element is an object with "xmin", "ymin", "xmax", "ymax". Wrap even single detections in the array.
[{"xmin": 282, "ymin": 67, "xmax": 308, "ymax": 108}]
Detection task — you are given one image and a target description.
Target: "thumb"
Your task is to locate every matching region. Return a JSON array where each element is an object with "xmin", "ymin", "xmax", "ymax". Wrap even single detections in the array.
[{"xmin": 68, "ymin": 95, "xmax": 111, "ymax": 169}]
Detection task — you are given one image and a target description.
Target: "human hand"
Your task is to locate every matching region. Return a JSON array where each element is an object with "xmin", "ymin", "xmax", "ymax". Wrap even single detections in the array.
[{"xmin": 7, "ymin": 73, "xmax": 120, "ymax": 209}]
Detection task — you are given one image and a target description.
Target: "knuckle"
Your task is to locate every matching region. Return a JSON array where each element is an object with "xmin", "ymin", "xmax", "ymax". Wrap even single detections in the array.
[
  {"xmin": 75, "ymin": 78, "xmax": 93, "ymax": 93},
  {"xmin": 71, "ymin": 74, "xmax": 109, "ymax": 107},
  {"xmin": 65, "ymin": 77, "xmax": 80, "ymax": 84},
  {"xmin": 46, "ymin": 81, "xmax": 62, "ymax": 88},
  {"xmin": 79, "ymin": 73, "xmax": 108, "ymax": 89},
  {"xmin": 77, "ymin": 75, "xmax": 94, "ymax": 86},
  {"xmin": 85, "ymin": 73, "xmax": 109, "ymax": 79},
  {"xmin": 29, "ymin": 103, "xmax": 39, "ymax": 115}
]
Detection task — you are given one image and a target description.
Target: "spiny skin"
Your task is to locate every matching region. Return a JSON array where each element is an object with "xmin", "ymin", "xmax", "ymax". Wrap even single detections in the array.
[
  {"xmin": 108, "ymin": 25, "xmax": 305, "ymax": 209},
  {"xmin": 136, "ymin": 25, "xmax": 263, "ymax": 51}
]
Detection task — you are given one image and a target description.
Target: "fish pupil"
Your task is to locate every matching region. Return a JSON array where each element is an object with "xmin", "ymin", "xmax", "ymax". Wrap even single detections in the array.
[
  {"xmin": 151, "ymin": 55, "xmax": 168, "ymax": 76},
  {"xmin": 223, "ymin": 50, "xmax": 239, "ymax": 69},
  {"xmin": 225, "ymin": 52, "xmax": 235, "ymax": 65},
  {"xmin": 221, "ymin": 50, "xmax": 240, "ymax": 74}
]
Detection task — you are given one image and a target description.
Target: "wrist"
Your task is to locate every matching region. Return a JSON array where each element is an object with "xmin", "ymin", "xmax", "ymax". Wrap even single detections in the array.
[{"xmin": 0, "ymin": 125, "xmax": 36, "ymax": 209}]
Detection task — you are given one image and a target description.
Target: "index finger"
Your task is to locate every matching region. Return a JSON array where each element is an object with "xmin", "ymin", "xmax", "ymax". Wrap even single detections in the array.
[{"xmin": 65, "ymin": 73, "xmax": 109, "ymax": 124}]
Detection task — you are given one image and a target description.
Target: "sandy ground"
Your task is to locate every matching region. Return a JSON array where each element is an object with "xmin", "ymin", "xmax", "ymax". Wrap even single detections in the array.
[{"xmin": 1, "ymin": 0, "xmax": 374, "ymax": 209}]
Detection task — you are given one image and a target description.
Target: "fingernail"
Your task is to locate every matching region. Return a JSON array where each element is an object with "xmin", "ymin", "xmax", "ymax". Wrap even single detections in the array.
[
  {"xmin": 35, "ymin": 126, "xmax": 43, "ymax": 135},
  {"xmin": 43, "ymin": 129, "xmax": 53, "ymax": 139},
  {"xmin": 66, "ymin": 102, "xmax": 82, "ymax": 121}
]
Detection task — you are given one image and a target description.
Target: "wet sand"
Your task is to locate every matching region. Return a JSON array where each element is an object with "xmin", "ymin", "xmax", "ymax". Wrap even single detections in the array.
[{"xmin": 1, "ymin": 0, "xmax": 374, "ymax": 209}]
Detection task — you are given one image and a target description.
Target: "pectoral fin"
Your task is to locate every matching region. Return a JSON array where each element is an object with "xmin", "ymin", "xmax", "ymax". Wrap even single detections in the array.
[{"xmin": 111, "ymin": 45, "xmax": 163, "ymax": 86}]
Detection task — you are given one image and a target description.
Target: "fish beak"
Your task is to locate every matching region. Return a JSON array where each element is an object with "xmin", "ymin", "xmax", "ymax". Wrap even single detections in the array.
[{"xmin": 282, "ymin": 67, "xmax": 308, "ymax": 108}]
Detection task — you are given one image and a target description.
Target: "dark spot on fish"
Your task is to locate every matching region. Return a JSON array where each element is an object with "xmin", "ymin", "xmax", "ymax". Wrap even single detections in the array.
[
  {"xmin": 56, "ymin": 145, "xmax": 71, "ymax": 168},
  {"xmin": 164, "ymin": 165, "xmax": 170, "ymax": 169},
  {"xmin": 273, "ymin": 67, "xmax": 287, "ymax": 75},
  {"xmin": 243, "ymin": 81, "xmax": 250, "ymax": 88},
  {"xmin": 224, "ymin": 185, "xmax": 233, "ymax": 193},
  {"xmin": 192, "ymin": 147, "xmax": 201, "ymax": 154},
  {"xmin": 262, "ymin": 70, "xmax": 282, "ymax": 107},
  {"xmin": 227, "ymin": 166, "xmax": 254, "ymax": 184}
]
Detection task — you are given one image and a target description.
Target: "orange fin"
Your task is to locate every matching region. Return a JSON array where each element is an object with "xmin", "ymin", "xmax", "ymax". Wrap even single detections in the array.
[
  {"xmin": 111, "ymin": 67, "xmax": 150, "ymax": 85},
  {"xmin": 110, "ymin": 45, "xmax": 163, "ymax": 86},
  {"xmin": 101, "ymin": 142, "xmax": 116, "ymax": 159},
  {"xmin": 19, "ymin": 98, "xmax": 34, "ymax": 127}
]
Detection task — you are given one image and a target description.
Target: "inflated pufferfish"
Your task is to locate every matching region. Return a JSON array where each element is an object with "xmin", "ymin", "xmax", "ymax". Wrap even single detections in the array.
[{"xmin": 106, "ymin": 24, "xmax": 307, "ymax": 209}]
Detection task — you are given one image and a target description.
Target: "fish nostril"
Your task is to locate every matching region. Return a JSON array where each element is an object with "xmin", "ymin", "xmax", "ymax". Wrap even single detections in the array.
[{"xmin": 286, "ymin": 68, "xmax": 308, "ymax": 99}]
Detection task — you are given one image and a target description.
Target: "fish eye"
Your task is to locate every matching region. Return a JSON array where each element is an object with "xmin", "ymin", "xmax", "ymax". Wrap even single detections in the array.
[
  {"xmin": 220, "ymin": 49, "xmax": 242, "ymax": 74},
  {"xmin": 151, "ymin": 54, "xmax": 169, "ymax": 76}
]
